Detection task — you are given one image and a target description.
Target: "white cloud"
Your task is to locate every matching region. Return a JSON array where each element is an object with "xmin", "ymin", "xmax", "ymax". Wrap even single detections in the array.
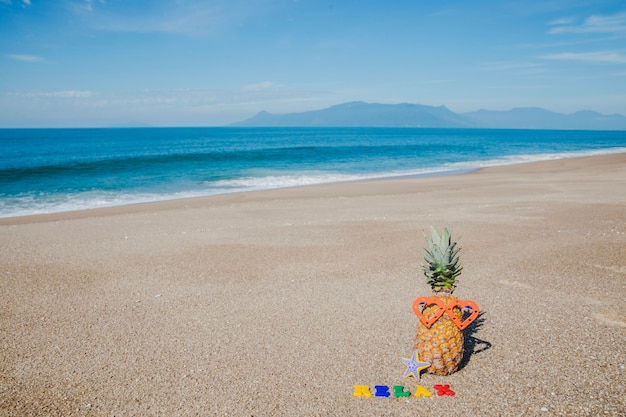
[
  {"xmin": 478, "ymin": 61, "xmax": 543, "ymax": 72},
  {"xmin": 548, "ymin": 17, "xmax": 574, "ymax": 26},
  {"xmin": 69, "ymin": 0, "xmax": 106, "ymax": 13},
  {"xmin": 243, "ymin": 81, "xmax": 284, "ymax": 91},
  {"xmin": 69, "ymin": 0, "xmax": 271, "ymax": 36},
  {"xmin": 8, "ymin": 54, "xmax": 44, "ymax": 62},
  {"xmin": 2, "ymin": 87, "xmax": 332, "ymax": 126},
  {"xmin": 549, "ymin": 11, "xmax": 626, "ymax": 34},
  {"xmin": 11, "ymin": 90, "xmax": 94, "ymax": 98},
  {"xmin": 0, "ymin": 0, "xmax": 33, "ymax": 5},
  {"xmin": 48, "ymin": 90, "xmax": 94, "ymax": 98},
  {"xmin": 420, "ymin": 79, "xmax": 454, "ymax": 85},
  {"xmin": 8, "ymin": 87, "xmax": 317, "ymax": 109},
  {"xmin": 541, "ymin": 51, "xmax": 626, "ymax": 64}
]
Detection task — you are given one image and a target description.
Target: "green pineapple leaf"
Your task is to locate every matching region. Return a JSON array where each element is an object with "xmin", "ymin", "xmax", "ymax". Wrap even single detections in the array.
[{"xmin": 422, "ymin": 226, "xmax": 462, "ymax": 292}]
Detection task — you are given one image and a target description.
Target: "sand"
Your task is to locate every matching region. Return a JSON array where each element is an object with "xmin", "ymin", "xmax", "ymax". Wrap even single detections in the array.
[{"xmin": 1, "ymin": 153, "xmax": 625, "ymax": 417}]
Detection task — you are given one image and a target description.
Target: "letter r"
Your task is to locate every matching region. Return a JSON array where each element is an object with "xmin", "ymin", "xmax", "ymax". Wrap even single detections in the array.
[{"xmin": 353, "ymin": 385, "xmax": 372, "ymax": 397}]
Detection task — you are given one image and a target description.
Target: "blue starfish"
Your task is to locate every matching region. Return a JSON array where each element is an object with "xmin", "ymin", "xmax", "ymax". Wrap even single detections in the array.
[{"xmin": 400, "ymin": 350, "xmax": 430, "ymax": 381}]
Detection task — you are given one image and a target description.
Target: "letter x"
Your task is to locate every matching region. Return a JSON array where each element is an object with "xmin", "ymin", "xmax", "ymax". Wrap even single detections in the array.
[{"xmin": 433, "ymin": 384, "xmax": 455, "ymax": 396}]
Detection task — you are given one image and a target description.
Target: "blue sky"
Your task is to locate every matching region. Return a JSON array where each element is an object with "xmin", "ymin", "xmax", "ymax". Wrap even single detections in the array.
[{"xmin": 1, "ymin": 0, "xmax": 625, "ymax": 127}]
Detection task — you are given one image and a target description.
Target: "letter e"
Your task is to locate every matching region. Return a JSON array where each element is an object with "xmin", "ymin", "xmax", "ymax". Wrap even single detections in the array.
[{"xmin": 374, "ymin": 385, "xmax": 391, "ymax": 397}]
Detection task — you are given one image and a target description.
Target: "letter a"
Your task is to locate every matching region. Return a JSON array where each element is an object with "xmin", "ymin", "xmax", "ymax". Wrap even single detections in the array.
[
  {"xmin": 414, "ymin": 385, "xmax": 433, "ymax": 397},
  {"xmin": 353, "ymin": 385, "xmax": 372, "ymax": 397}
]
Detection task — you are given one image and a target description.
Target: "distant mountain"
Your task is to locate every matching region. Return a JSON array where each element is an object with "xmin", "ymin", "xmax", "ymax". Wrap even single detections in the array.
[
  {"xmin": 231, "ymin": 101, "xmax": 474, "ymax": 128},
  {"xmin": 463, "ymin": 107, "xmax": 626, "ymax": 130},
  {"xmin": 231, "ymin": 101, "xmax": 626, "ymax": 130}
]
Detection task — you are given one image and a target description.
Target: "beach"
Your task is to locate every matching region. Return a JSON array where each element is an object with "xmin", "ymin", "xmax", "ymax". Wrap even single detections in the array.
[{"xmin": 1, "ymin": 153, "xmax": 625, "ymax": 416}]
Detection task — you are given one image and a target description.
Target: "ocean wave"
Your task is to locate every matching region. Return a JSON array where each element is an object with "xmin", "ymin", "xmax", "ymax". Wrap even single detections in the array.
[
  {"xmin": 1, "ymin": 146, "xmax": 624, "ymax": 219},
  {"xmin": 0, "ymin": 189, "xmax": 215, "ymax": 218},
  {"xmin": 210, "ymin": 146, "xmax": 626, "ymax": 191}
]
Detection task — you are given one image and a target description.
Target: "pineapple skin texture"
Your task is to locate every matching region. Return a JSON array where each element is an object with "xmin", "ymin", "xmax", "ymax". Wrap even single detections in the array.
[{"xmin": 413, "ymin": 295, "xmax": 464, "ymax": 375}]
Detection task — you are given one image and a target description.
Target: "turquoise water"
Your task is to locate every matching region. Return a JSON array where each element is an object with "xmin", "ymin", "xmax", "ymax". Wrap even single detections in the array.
[{"xmin": 0, "ymin": 127, "xmax": 624, "ymax": 218}]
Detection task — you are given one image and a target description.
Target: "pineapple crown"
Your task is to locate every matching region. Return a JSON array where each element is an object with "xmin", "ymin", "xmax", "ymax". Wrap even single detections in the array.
[{"xmin": 422, "ymin": 227, "xmax": 462, "ymax": 293}]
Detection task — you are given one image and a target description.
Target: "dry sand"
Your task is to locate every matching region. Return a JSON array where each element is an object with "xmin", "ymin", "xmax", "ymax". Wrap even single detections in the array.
[{"xmin": 1, "ymin": 153, "xmax": 625, "ymax": 417}]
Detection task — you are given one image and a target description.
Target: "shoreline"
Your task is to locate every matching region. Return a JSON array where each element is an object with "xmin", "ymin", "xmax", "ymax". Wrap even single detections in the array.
[
  {"xmin": 1, "ymin": 152, "xmax": 625, "ymax": 416},
  {"xmin": 1, "ymin": 151, "xmax": 624, "ymax": 226}
]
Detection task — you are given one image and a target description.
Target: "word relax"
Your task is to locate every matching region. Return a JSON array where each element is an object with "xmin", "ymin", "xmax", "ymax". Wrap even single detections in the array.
[{"xmin": 354, "ymin": 384, "xmax": 455, "ymax": 398}]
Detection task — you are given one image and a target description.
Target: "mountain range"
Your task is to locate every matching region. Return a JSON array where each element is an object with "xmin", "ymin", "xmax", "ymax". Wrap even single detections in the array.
[{"xmin": 230, "ymin": 101, "xmax": 626, "ymax": 130}]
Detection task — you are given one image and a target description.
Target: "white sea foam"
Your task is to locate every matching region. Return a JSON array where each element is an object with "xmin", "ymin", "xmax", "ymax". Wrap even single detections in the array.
[
  {"xmin": 1, "ymin": 147, "xmax": 624, "ymax": 218},
  {"xmin": 0, "ymin": 190, "xmax": 214, "ymax": 218},
  {"xmin": 210, "ymin": 147, "xmax": 626, "ymax": 191}
]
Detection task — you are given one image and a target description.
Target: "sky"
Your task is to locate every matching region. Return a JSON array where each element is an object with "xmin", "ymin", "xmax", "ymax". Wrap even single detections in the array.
[{"xmin": 1, "ymin": 0, "xmax": 626, "ymax": 127}]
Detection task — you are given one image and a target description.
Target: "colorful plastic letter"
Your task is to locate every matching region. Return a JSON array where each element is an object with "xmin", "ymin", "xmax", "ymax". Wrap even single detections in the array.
[
  {"xmin": 374, "ymin": 385, "xmax": 391, "ymax": 397},
  {"xmin": 353, "ymin": 385, "xmax": 372, "ymax": 397},
  {"xmin": 433, "ymin": 384, "xmax": 455, "ymax": 396},
  {"xmin": 413, "ymin": 385, "xmax": 433, "ymax": 397},
  {"xmin": 392, "ymin": 385, "xmax": 411, "ymax": 397}
]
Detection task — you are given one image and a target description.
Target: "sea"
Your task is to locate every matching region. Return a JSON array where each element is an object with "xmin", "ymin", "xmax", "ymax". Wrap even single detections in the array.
[{"xmin": 1, "ymin": 127, "xmax": 625, "ymax": 218}]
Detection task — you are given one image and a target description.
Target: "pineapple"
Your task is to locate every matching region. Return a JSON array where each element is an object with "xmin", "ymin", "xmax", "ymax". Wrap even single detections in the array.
[{"xmin": 413, "ymin": 227, "xmax": 464, "ymax": 375}]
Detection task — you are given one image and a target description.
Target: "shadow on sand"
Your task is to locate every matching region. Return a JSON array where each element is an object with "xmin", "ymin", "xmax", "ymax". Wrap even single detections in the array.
[{"xmin": 459, "ymin": 310, "xmax": 491, "ymax": 370}]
